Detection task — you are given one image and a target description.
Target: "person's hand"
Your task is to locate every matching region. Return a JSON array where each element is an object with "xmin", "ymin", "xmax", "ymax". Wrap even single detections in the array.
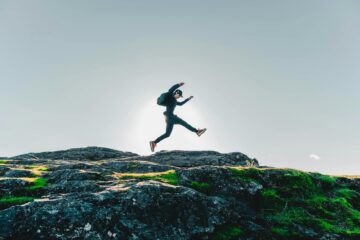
[
  {"xmin": 179, "ymin": 82, "xmax": 185, "ymax": 86},
  {"xmin": 188, "ymin": 96, "xmax": 194, "ymax": 100}
]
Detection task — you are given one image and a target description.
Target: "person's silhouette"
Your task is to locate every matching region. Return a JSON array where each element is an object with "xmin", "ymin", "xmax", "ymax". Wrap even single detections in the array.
[{"xmin": 150, "ymin": 82, "xmax": 207, "ymax": 152}]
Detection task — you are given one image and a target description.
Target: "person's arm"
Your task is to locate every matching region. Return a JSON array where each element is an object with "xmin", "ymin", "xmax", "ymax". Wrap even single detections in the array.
[
  {"xmin": 168, "ymin": 82, "xmax": 184, "ymax": 93},
  {"xmin": 176, "ymin": 97, "xmax": 192, "ymax": 106}
]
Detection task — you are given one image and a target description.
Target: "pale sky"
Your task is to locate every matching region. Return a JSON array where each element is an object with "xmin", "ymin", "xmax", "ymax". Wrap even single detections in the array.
[{"xmin": 1, "ymin": 0, "xmax": 359, "ymax": 175}]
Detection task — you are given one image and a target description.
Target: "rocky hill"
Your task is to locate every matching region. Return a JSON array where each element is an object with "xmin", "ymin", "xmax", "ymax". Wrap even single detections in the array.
[{"xmin": 0, "ymin": 147, "xmax": 359, "ymax": 240}]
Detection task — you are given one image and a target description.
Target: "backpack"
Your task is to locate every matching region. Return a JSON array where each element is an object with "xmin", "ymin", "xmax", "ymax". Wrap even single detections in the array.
[{"xmin": 157, "ymin": 92, "xmax": 170, "ymax": 106}]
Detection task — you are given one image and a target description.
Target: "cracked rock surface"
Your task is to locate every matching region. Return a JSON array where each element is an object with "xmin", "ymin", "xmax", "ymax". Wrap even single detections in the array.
[{"xmin": 0, "ymin": 147, "xmax": 359, "ymax": 240}]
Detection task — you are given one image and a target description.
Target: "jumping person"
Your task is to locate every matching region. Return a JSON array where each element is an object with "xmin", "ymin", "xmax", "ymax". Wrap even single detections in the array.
[{"xmin": 149, "ymin": 82, "xmax": 207, "ymax": 152}]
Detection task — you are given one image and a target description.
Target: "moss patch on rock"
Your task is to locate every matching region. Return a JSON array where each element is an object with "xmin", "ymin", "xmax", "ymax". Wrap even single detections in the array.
[
  {"xmin": 228, "ymin": 167, "xmax": 263, "ymax": 183},
  {"xmin": 127, "ymin": 162, "xmax": 139, "ymax": 171},
  {"xmin": 188, "ymin": 180, "xmax": 215, "ymax": 195},
  {"xmin": 114, "ymin": 170, "xmax": 179, "ymax": 185},
  {"xmin": 26, "ymin": 177, "xmax": 48, "ymax": 190},
  {"xmin": 210, "ymin": 225, "xmax": 243, "ymax": 240},
  {"xmin": 0, "ymin": 160, "xmax": 8, "ymax": 164},
  {"xmin": 225, "ymin": 167, "xmax": 360, "ymax": 238},
  {"xmin": 0, "ymin": 196, "xmax": 34, "ymax": 209}
]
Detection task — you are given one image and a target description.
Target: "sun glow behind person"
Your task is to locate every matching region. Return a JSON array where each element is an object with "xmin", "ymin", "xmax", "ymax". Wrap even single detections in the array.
[{"xmin": 125, "ymin": 98, "xmax": 218, "ymax": 155}]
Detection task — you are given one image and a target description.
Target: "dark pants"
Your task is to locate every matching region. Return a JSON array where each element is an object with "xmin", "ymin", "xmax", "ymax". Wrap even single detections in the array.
[{"xmin": 154, "ymin": 114, "xmax": 197, "ymax": 144}]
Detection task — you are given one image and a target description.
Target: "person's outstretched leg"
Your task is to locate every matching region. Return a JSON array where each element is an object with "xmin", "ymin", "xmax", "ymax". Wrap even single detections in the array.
[
  {"xmin": 154, "ymin": 120, "xmax": 174, "ymax": 144},
  {"xmin": 173, "ymin": 115, "xmax": 197, "ymax": 133},
  {"xmin": 173, "ymin": 115, "xmax": 207, "ymax": 137},
  {"xmin": 150, "ymin": 115, "xmax": 174, "ymax": 152}
]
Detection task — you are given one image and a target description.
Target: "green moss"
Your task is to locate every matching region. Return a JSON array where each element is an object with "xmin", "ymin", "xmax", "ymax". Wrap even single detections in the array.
[
  {"xmin": 119, "ymin": 170, "xmax": 179, "ymax": 185},
  {"xmin": 26, "ymin": 178, "xmax": 48, "ymax": 190},
  {"xmin": 30, "ymin": 173, "xmax": 39, "ymax": 178},
  {"xmin": 24, "ymin": 165, "xmax": 37, "ymax": 169},
  {"xmin": 37, "ymin": 166, "xmax": 48, "ymax": 171},
  {"xmin": 317, "ymin": 219, "xmax": 336, "ymax": 232},
  {"xmin": 266, "ymin": 204, "xmax": 336, "ymax": 234},
  {"xmin": 228, "ymin": 167, "xmax": 262, "ymax": 183},
  {"xmin": 336, "ymin": 188, "xmax": 358, "ymax": 199},
  {"xmin": 334, "ymin": 197, "xmax": 352, "ymax": 208},
  {"xmin": 157, "ymin": 171, "xmax": 179, "ymax": 185},
  {"xmin": 225, "ymin": 168, "xmax": 360, "ymax": 237},
  {"xmin": 266, "ymin": 207, "xmax": 309, "ymax": 225},
  {"xmin": 0, "ymin": 160, "xmax": 8, "ymax": 164},
  {"xmin": 261, "ymin": 189, "xmax": 279, "ymax": 199},
  {"xmin": 345, "ymin": 228, "xmax": 360, "ymax": 236},
  {"xmin": 271, "ymin": 227, "xmax": 298, "ymax": 238},
  {"xmin": 0, "ymin": 196, "xmax": 34, "ymax": 204},
  {"xmin": 315, "ymin": 218, "xmax": 360, "ymax": 236},
  {"xmin": 210, "ymin": 226, "xmax": 243, "ymax": 240},
  {"xmin": 306, "ymin": 196, "xmax": 336, "ymax": 219},
  {"xmin": 314, "ymin": 173, "xmax": 337, "ymax": 189},
  {"xmin": 259, "ymin": 188, "xmax": 284, "ymax": 210},
  {"xmin": 279, "ymin": 170, "xmax": 316, "ymax": 198},
  {"xmin": 189, "ymin": 181, "xmax": 214, "ymax": 194},
  {"xmin": 24, "ymin": 164, "xmax": 48, "ymax": 171},
  {"xmin": 0, "ymin": 196, "xmax": 34, "ymax": 208},
  {"xmin": 128, "ymin": 162, "xmax": 139, "ymax": 170},
  {"xmin": 266, "ymin": 194, "xmax": 360, "ymax": 236}
]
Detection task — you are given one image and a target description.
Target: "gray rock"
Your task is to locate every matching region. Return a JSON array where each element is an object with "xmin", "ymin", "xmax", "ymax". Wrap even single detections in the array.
[
  {"xmin": 4, "ymin": 170, "xmax": 34, "ymax": 178},
  {"xmin": 0, "ymin": 179, "xmax": 31, "ymax": 197},
  {"xmin": 101, "ymin": 160, "xmax": 177, "ymax": 173},
  {"xmin": 0, "ymin": 166, "xmax": 10, "ymax": 176},
  {"xmin": 47, "ymin": 180, "xmax": 103, "ymax": 194},
  {"xmin": 11, "ymin": 146, "xmax": 138, "ymax": 161},
  {"xmin": 0, "ymin": 181, "xmax": 235, "ymax": 240},
  {"xmin": 1, "ymin": 146, "xmax": 357, "ymax": 240},
  {"xmin": 122, "ymin": 150, "xmax": 259, "ymax": 168},
  {"xmin": 47, "ymin": 169, "xmax": 105, "ymax": 183}
]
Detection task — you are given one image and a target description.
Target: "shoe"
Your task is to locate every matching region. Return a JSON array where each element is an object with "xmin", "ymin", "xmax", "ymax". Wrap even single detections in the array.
[
  {"xmin": 196, "ymin": 128, "xmax": 207, "ymax": 137},
  {"xmin": 149, "ymin": 141, "xmax": 157, "ymax": 152}
]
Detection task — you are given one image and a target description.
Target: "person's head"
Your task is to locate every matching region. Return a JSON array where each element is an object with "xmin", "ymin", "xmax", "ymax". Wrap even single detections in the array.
[{"xmin": 173, "ymin": 89, "xmax": 183, "ymax": 99}]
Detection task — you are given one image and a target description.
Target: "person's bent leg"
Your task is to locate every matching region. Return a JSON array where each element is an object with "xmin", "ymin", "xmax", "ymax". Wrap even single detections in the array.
[
  {"xmin": 174, "ymin": 116, "xmax": 197, "ymax": 133},
  {"xmin": 154, "ymin": 122, "xmax": 174, "ymax": 144}
]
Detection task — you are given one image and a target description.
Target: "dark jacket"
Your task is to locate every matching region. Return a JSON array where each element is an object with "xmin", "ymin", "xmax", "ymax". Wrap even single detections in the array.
[{"xmin": 163, "ymin": 83, "xmax": 190, "ymax": 116}]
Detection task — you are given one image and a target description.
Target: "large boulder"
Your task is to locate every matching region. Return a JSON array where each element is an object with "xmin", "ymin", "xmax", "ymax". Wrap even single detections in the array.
[
  {"xmin": 11, "ymin": 147, "xmax": 138, "ymax": 161},
  {"xmin": 2, "ymin": 147, "xmax": 358, "ymax": 239},
  {"xmin": 122, "ymin": 150, "xmax": 259, "ymax": 168},
  {"xmin": 0, "ymin": 181, "xmax": 249, "ymax": 240}
]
